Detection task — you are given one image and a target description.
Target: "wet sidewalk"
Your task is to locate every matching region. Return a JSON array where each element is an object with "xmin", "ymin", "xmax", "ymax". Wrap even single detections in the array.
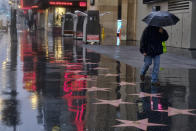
[
  {"xmin": 80, "ymin": 43, "xmax": 196, "ymax": 69},
  {"xmin": 0, "ymin": 31, "xmax": 196, "ymax": 131}
]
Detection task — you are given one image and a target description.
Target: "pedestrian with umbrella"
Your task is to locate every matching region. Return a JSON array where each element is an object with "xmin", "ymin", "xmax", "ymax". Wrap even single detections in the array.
[{"xmin": 140, "ymin": 11, "xmax": 179, "ymax": 86}]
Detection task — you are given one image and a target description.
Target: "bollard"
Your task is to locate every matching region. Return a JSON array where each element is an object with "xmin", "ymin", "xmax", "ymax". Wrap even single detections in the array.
[{"xmin": 101, "ymin": 27, "xmax": 105, "ymax": 40}]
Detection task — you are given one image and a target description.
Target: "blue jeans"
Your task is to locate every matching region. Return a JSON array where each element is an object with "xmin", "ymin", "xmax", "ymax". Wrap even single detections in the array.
[{"xmin": 140, "ymin": 55, "xmax": 160, "ymax": 83}]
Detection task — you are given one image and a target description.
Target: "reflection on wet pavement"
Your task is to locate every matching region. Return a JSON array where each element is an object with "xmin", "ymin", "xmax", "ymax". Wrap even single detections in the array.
[{"xmin": 0, "ymin": 31, "xmax": 196, "ymax": 131}]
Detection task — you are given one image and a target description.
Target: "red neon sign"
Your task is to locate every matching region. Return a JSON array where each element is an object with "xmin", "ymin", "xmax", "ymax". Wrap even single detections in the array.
[
  {"xmin": 49, "ymin": 1, "xmax": 73, "ymax": 6},
  {"xmin": 79, "ymin": 2, "xmax": 87, "ymax": 7}
]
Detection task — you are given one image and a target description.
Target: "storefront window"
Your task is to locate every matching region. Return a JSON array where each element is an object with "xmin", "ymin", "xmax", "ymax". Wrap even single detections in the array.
[{"xmin": 55, "ymin": 7, "xmax": 66, "ymax": 26}]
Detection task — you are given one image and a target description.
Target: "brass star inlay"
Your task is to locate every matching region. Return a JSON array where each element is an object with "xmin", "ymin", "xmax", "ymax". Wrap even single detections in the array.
[
  {"xmin": 81, "ymin": 86, "xmax": 110, "ymax": 92},
  {"xmin": 154, "ymin": 107, "xmax": 196, "ymax": 116},
  {"xmin": 104, "ymin": 73, "xmax": 119, "ymax": 77},
  {"xmin": 76, "ymin": 77, "xmax": 96, "ymax": 81},
  {"xmin": 94, "ymin": 67, "xmax": 108, "ymax": 70},
  {"xmin": 113, "ymin": 119, "xmax": 166, "ymax": 130},
  {"xmin": 118, "ymin": 81, "xmax": 136, "ymax": 86},
  {"xmin": 129, "ymin": 92, "xmax": 161, "ymax": 98},
  {"xmin": 94, "ymin": 99, "xmax": 134, "ymax": 107}
]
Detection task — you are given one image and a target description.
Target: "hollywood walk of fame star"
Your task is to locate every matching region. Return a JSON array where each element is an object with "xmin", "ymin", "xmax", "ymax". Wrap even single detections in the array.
[
  {"xmin": 65, "ymin": 64, "xmax": 81, "ymax": 68},
  {"xmin": 85, "ymin": 62, "xmax": 98, "ymax": 65},
  {"xmin": 154, "ymin": 107, "xmax": 196, "ymax": 116},
  {"xmin": 129, "ymin": 92, "xmax": 161, "ymax": 98},
  {"xmin": 104, "ymin": 73, "xmax": 119, "ymax": 77},
  {"xmin": 66, "ymin": 70, "xmax": 84, "ymax": 74},
  {"xmin": 94, "ymin": 99, "xmax": 135, "ymax": 107},
  {"xmin": 77, "ymin": 58, "xmax": 89, "ymax": 61},
  {"xmin": 118, "ymin": 81, "xmax": 136, "ymax": 86},
  {"xmin": 94, "ymin": 67, "xmax": 109, "ymax": 70},
  {"xmin": 76, "ymin": 77, "xmax": 96, "ymax": 81},
  {"xmin": 113, "ymin": 118, "xmax": 166, "ymax": 130},
  {"xmin": 81, "ymin": 86, "xmax": 110, "ymax": 92}
]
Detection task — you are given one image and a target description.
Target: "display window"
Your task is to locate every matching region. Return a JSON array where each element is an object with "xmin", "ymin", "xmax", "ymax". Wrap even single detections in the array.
[{"xmin": 55, "ymin": 7, "xmax": 66, "ymax": 26}]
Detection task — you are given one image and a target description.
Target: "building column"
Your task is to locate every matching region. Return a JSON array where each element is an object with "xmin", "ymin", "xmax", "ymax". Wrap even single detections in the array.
[{"xmin": 121, "ymin": 0, "xmax": 137, "ymax": 41}]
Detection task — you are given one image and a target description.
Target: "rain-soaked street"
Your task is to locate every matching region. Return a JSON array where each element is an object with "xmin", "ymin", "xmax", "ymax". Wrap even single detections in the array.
[{"xmin": 0, "ymin": 30, "xmax": 196, "ymax": 131}]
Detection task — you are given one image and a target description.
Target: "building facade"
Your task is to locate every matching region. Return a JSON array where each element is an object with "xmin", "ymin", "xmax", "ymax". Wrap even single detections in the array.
[
  {"xmin": 88, "ymin": 0, "xmax": 196, "ymax": 49},
  {"xmin": 137, "ymin": 0, "xmax": 196, "ymax": 49},
  {"xmin": 19, "ymin": 0, "xmax": 87, "ymax": 32}
]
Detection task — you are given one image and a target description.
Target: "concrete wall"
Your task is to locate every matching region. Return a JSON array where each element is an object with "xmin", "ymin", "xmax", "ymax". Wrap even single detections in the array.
[
  {"xmin": 88, "ymin": 0, "xmax": 118, "ymax": 45},
  {"xmin": 87, "ymin": 0, "xmax": 195, "ymax": 49},
  {"xmin": 88, "ymin": 0, "xmax": 118, "ymax": 36},
  {"xmin": 99, "ymin": 0, "xmax": 118, "ymax": 37},
  {"xmin": 191, "ymin": 0, "xmax": 196, "ymax": 49},
  {"xmin": 165, "ymin": 3, "xmax": 192, "ymax": 48},
  {"xmin": 121, "ymin": 0, "xmax": 128, "ymax": 40},
  {"xmin": 121, "ymin": 0, "xmax": 137, "ymax": 41},
  {"xmin": 136, "ymin": 0, "xmax": 193, "ymax": 49},
  {"xmin": 87, "ymin": 0, "xmax": 98, "ymax": 10}
]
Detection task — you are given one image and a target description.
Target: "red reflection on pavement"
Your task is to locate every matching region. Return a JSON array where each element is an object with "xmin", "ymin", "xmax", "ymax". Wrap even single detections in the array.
[
  {"xmin": 150, "ymin": 97, "xmax": 163, "ymax": 110},
  {"xmin": 32, "ymin": 6, "xmax": 38, "ymax": 8},
  {"xmin": 20, "ymin": 32, "xmax": 37, "ymax": 92},
  {"xmin": 62, "ymin": 63, "xmax": 87, "ymax": 131}
]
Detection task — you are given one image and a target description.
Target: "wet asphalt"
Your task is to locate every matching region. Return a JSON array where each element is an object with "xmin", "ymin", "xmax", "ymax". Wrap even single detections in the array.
[{"xmin": 0, "ymin": 31, "xmax": 196, "ymax": 131}]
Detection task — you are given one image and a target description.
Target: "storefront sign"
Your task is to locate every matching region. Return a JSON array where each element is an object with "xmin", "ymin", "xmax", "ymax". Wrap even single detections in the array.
[
  {"xmin": 49, "ymin": 1, "xmax": 73, "ymax": 6},
  {"xmin": 49, "ymin": 1, "xmax": 87, "ymax": 7},
  {"xmin": 79, "ymin": 2, "xmax": 87, "ymax": 7}
]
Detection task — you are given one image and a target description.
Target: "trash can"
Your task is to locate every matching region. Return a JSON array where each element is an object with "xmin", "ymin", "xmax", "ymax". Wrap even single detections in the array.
[
  {"xmin": 75, "ymin": 15, "xmax": 85, "ymax": 40},
  {"xmin": 83, "ymin": 10, "xmax": 101, "ymax": 44},
  {"xmin": 62, "ymin": 13, "xmax": 77, "ymax": 37}
]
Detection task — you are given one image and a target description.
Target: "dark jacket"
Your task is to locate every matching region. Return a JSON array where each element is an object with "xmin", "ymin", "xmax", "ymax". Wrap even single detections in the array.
[{"xmin": 140, "ymin": 26, "xmax": 169, "ymax": 57}]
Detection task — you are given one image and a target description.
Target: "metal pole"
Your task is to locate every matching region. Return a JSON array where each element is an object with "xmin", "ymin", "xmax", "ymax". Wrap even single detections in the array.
[{"xmin": 10, "ymin": 0, "xmax": 17, "ymax": 42}]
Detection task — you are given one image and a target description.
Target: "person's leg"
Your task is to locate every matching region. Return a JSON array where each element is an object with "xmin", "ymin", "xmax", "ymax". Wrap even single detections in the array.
[
  {"xmin": 140, "ymin": 56, "xmax": 152, "ymax": 81},
  {"xmin": 151, "ymin": 55, "xmax": 160, "ymax": 84}
]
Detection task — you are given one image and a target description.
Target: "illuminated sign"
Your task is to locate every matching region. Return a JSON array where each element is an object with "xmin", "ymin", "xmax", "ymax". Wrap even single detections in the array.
[
  {"xmin": 49, "ymin": 1, "xmax": 73, "ymax": 6},
  {"xmin": 49, "ymin": 1, "xmax": 87, "ymax": 7},
  {"xmin": 79, "ymin": 2, "xmax": 87, "ymax": 7}
]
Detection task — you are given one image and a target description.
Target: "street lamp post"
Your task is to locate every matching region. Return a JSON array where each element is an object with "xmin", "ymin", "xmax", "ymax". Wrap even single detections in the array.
[{"xmin": 9, "ymin": 0, "xmax": 17, "ymax": 42}]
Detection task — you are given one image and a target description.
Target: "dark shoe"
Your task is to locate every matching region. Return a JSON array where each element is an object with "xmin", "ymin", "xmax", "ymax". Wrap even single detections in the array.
[
  {"xmin": 151, "ymin": 81, "xmax": 160, "ymax": 86},
  {"xmin": 140, "ymin": 75, "xmax": 145, "ymax": 81}
]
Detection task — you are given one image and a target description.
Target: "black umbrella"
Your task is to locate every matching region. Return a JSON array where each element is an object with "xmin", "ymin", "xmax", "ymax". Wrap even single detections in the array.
[{"xmin": 142, "ymin": 11, "xmax": 180, "ymax": 27}]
